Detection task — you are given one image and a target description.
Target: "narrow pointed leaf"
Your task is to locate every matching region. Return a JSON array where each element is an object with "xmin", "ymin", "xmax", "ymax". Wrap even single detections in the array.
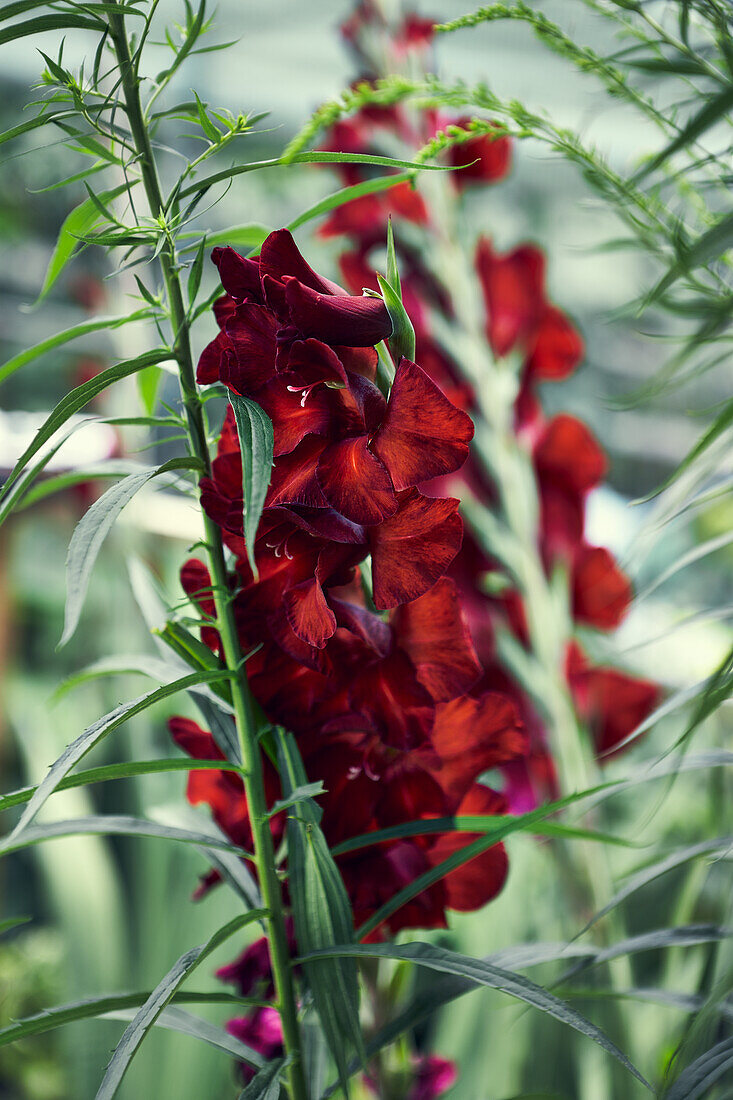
[
  {"xmin": 0, "ymin": 14, "xmax": 103, "ymax": 44},
  {"xmin": 303, "ymin": 942, "xmax": 651, "ymax": 1090},
  {"xmin": 9, "ymin": 669, "xmax": 229, "ymax": 839},
  {"xmin": 665, "ymin": 1036, "xmax": 733, "ymax": 1100},
  {"xmin": 636, "ymin": 86, "xmax": 733, "ymax": 181},
  {"xmin": 237, "ymin": 1059, "xmax": 285, "ymax": 1099},
  {"xmin": 33, "ymin": 182, "xmax": 133, "ymax": 305},
  {"xmin": 229, "ymin": 393, "xmax": 273, "ymax": 578},
  {"xmin": 60, "ymin": 457, "xmax": 199, "ymax": 647},
  {"xmin": 0, "ymin": 349, "xmax": 173, "ymax": 503},
  {"xmin": 277, "ymin": 729, "xmax": 362, "ymax": 1095},
  {"xmin": 0, "ymin": 814, "xmax": 252, "ymax": 860},
  {"xmin": 96, "ymin": 911, "xmax": 267, "ymax": 1100},
  {"xmin": 377, "ymin": 273, "xmax": 413, "ymax": 364}
]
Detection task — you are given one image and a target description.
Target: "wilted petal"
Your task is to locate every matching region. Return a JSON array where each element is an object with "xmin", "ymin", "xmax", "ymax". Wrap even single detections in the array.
[{"xmin": 372, "ymin": 358, "xmax": 474, "ymax": 489}]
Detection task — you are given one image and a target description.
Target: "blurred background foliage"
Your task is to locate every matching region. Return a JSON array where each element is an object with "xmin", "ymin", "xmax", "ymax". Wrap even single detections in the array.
[{"xmin": 0, "ymin": 2, "xmax": 731, "ymax": 1098}]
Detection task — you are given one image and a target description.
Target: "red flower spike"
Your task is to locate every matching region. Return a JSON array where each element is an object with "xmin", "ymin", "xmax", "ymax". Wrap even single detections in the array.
[
  {"xmin": 534, "ymin": 414, "xmax": 607, "ymax": 496},
  {"xmin": 393, "ymin": 577, "xmax": 481, "ymax": 702},
  {"xmin": 428, "ymin": 784, "xmax": 508, "ymax": 911},
  {"xmin": 372, "ymin": 358, "xmax": 475, "ymax": 490},
  {"xmin": 572, "ymin": 545, "xmax": 632, "ymax": 631},
  {"xmin": 370, "ymin": 490, "xmax": 463, "ymax": 609}
]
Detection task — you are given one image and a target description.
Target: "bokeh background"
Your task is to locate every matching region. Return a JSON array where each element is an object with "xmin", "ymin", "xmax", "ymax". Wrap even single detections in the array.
[{"xmin": 1, "ymin": 2, "xmax": 731, "ymax": 1097}]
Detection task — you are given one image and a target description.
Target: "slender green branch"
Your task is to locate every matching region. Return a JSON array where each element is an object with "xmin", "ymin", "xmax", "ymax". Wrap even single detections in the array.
[{"xmin": 105, "ymin": 7, "xmax": 308, "ymax": 1098}]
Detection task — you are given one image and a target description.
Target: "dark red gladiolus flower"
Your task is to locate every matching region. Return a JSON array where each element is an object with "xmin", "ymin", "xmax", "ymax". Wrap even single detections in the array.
[
  {"xmin": 227, "ymin": 1008, "xmax": 283, "ymax": 1084},
  {"xmin": 534, "ymin": 414, "xmax": 607, "ymax": 496},
  {"xmin": 566, "ymin": 642, "xmax": 660, "ymax": 756},
  {"xmin": 571, "ymin": 545, "xmax": 632, "ymax": 631},
  {"xmin": 448, "ymin": 116, "xmax": 512, "ymax": 188}
]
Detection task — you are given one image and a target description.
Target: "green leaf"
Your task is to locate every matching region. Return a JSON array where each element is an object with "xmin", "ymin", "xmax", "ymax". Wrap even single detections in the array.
[
  {"xmin": 0, "ymin": 110, "xmax": 76, "ymax": 147},
  {"xmin": 192, "ymin": 91, "xmax": 220, "ymax": 144},
  {"xmin": 0, "ymin": 758, "xmax": 242, "ymax": 816},
  {"xmin": 377, "ymin": 273, "xmax": 414, "ymax": 364},
  {"xmin": 0, "ymin": 992, "xmax": 263, "ymax": 1065},
  {"xmin": 52, "ymin": 651, "xmax": 186, "ymax": 700},
  {"xmin": 187, "ymin": 236, "xmax": 206, "ymax": 305},
  {"xmin": 651, "ymin": 211, "xmax": 733, "ymax": 301},
  {"xmin": 200, "ymin": 847, "xmax": 262, "ymax": 910},
  {"xmin": 303, "ymin": 942, "xmax": 651, "ymax": 1091},
  {"xmin": 33, "ymin": 181, "xmax": 134, "ymax": 305},
  {"xmin": 583, "ymin": 837, "xmax": 733, "ymax": 933},
  {"xmin": 13, "ymin": 461, "xmax": 148, "ymax": 515},
  {"xmin": 0, "ymin": 814, "xmax": 252, "ymax": 861},
  {"xmin": 642, "ymin": 398, "xmax": 733, "ymax": 499},
  {"xmin": 277, "ymin": 729, "xmax": 362, "ymax": 1095},
  {"xmin": 0, "ymin": 915, "xmax": 31, "ymax": 937},
  {"xmin": 229, "ymin": 393, "xmax": 274, "ymax": 579},
  {"xmin": 7, "ymin": 669, "xmax": 230, "ymax": 840},
  {"xmin": 96, "ymin": 911, "xmax": 267, "ymax": 1100},
  {"xmin": 635, "ymin": 85, "xmax": 733, "ymax": 181},
  {"xmin": 267, "ymin": 782, "xmax": 325, "ymax": 818},
  {"xmin": 237, "ymin": 1059, "xmax": 285, "ymax": 1100},
  {"xmin": 178, "ymin": 150, "xmax": 454, "ymax": 201},
  {"xmin": 664, "ymin": 1037, "xmax": 733, "ymax": 1100},
  {"xmin": 0, "ymin": 13, "xmax": 103, "ymax": 45},
  {"xmin": 0, "ymin": 348, "xmax": 172, "ymax": 505},
  {"xmin": 60, "ymin": 457, "xmax": 199, "ymax": 647},
  {"xmin": 287, "ymin": 171, "xmax": 415, "ymax": 236},
  {"xmin": 0, "ymin": 308, "xmax": 154, "ymax": 384},
  {"xmin": 385, "ymin": 215, "xmax": 400, "ymax": 297}
]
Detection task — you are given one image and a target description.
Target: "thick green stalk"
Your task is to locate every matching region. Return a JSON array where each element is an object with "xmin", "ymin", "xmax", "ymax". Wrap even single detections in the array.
[{"xmin": 106, "ymin": 9, "xmax": 308, "ymax": 1098}]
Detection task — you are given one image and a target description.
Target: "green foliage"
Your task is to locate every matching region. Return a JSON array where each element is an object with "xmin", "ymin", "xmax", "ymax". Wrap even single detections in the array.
[{"xmin": 229, "ymin": 393, "xmax": 274, "ymax": 579}]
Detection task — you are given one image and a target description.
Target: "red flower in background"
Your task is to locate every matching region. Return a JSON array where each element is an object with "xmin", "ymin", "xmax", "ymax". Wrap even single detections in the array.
[{"xmin": 448, "ymin": 116, "xmax": 512, "ymax": 189}]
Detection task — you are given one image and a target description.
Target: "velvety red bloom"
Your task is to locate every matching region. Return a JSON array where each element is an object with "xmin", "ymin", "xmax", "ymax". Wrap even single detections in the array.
[
  {"xmin": 227, "ymin": 1008, "xmax": 283, "ymax": 1084},
  {"xmin": 476, "ymin": 239, "xmax": 583, "ymax": 381},
  {"xmin": 571, "ymin": 544, "xmax": 632, "ymax": 630},
  {"xmin": 320, "ymin": 180, "xmax": 429, "ymax": 239},
  {"xmin": 566, "ymin": 642, "xmax": 660, "ymax": 756},
  {"xmin": 409, "ymin": 1055, "xmax": 458, "ymax": 1100},
  {"xmin": 448, "ymin": 116, "xmax": 512, "ymax": 188},
  {"xmin": 534, "ymin": 414, "xmax": 607, "ymax": 496}
]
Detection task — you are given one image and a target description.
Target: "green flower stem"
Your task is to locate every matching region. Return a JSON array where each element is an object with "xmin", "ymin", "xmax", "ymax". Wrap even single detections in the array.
[{"xmin": 106, "ymin": 8, "xmax": 308, "ymax": 1098}]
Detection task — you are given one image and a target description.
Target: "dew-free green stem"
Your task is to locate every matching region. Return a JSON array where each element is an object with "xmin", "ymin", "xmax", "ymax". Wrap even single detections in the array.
[{"xmin": 106, "ymin": 8, "xmax": 308, "ymax": 1097}]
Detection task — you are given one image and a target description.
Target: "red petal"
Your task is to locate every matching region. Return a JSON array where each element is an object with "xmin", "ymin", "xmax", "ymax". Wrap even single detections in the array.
[
  {"xmin": 282, "ymin": 338, "xmax": 348, "ymax": 387},
  {"xmin": 284, "ymin": 576, "xmax": 337, "ymax": 649},
  {"xmin": 316, "ymin": 436, "xmax": 398, "ymax": 524},
  {"xmin": 334, "ymin": 344, "xmax": 378, "ymax": 381},
  {"xmin": 476, "ymin": 239, "xmax": 545, "ymax": 357},
  {"xmin": 221, "ymin": 303, "xmax": 277, "ymax": 394},
  {"xmin": 431, "ymin": 693, "xmax": 526, "ymax": 805},
  {"xmin": 211, "ymin": 246, "xmax": 263, "ymax": 302},
  {"xmin": 534, "ymin": 414, "xmax": 607, "ymax": 495},
  {"xmin": 284, "ymin": 276, "xmax": 393, "ymax": 346},
  {"xmin": 428, "ymin": 784, "xmax": 508, "ymax": 911},
  {"xmin": 566, "ymin": 642, "xmax": 660, "ymax": 757},
  {"xmin": 572, "ymin": 545, "xmax": 632, "ymax": 630},
  {"xmin": 372, "ymin": 358, "xmax": 474, "ymax": 489},
  {"xmin": 393, "ymin": 577, "xmax": 481, "ymax": 702},
  {"xmin": 259, "ymin": 228, "xmax": 344, "ymax": 296},
  {"xmin": 196, "ymin": 330, "xmax": 230, "ymax": 385},
  {"xmin": 266, "ymin": 436, "xmax": 328, "ymax": 509},
  {"xmin": 168, "ymin": 716, "xmax": 223, "ymax": 761},
  {"xmin": 450, "ymin": 118, "xmax": 512, "ymax": 188},
  {"xmin": 370, "ymin": 490, "xmax": 463, "ymax": 609},
  {"xmin": 527, "ymin": 305, "xmax": 583, "ymax": 380},
  {"xmin": 213, "ymin": 293, "xmax": 236, "ymax": 328},
  {"xmin": 256, "ymin": 378, "xmax": 335, "ymax": 457}
]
